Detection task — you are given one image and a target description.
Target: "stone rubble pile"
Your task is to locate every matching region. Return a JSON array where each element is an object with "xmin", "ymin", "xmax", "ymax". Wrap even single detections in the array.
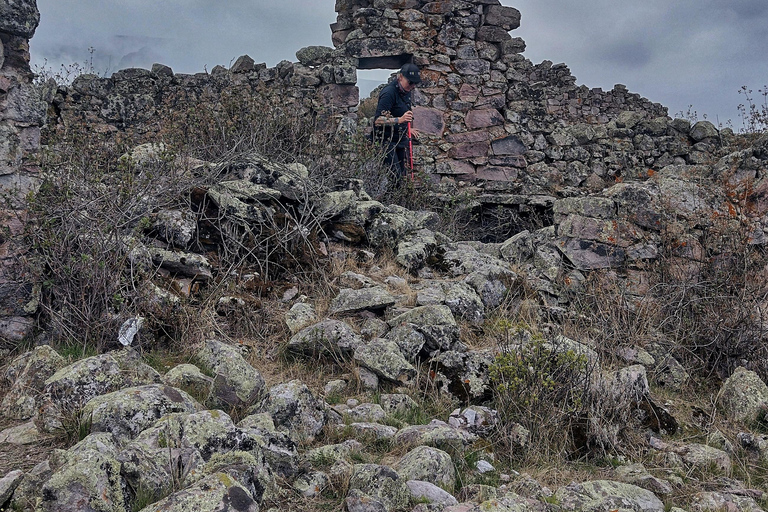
[{"xmin": 2, "ymin": 147, "xmax": 768, "ymax": 511}]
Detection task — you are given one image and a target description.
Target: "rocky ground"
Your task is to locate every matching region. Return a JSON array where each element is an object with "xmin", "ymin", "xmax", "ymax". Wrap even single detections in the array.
[{"xmin": 2, "ymin": 144, "xmax": 768, "ymax": 512}]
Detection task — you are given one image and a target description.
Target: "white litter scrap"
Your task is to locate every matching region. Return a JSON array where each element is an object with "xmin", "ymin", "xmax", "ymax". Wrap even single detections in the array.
[{"xmin": 118, "ymin": 317, "xmax": 144, "ymax": 346}]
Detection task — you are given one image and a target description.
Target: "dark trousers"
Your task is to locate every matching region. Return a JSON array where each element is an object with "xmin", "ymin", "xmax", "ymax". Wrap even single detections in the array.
[{"xmin": 385, "ymin": 144, "xmax": 408, "ymax": 182}]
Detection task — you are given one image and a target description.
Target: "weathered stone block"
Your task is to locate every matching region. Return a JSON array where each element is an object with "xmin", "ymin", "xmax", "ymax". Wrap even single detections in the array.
[{"xmin": 465, "ymin": 108, "xmax": 504, "ymax": 129}]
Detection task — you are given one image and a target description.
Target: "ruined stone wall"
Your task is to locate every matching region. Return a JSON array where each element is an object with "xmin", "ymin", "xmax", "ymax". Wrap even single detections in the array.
[
  {"xmin": 45, "ymin": 51, "xmax": 360, "ymax": 145},
  {"xmin": 330, "ymin": 0, "xmax": 672, "ymax": 188},
  {"xmin": 0, "ymin": 0, "xmax": 46, "ymax": 342},
  {"xmin": 44, "ymin": 0, "xmax": 698, "ymax": 202}
]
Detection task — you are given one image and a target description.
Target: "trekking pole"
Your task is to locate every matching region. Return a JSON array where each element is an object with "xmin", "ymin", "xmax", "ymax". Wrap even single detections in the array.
[{"xmin": 407, "ymin": 121, "xmax": 414, "ymax": 181}]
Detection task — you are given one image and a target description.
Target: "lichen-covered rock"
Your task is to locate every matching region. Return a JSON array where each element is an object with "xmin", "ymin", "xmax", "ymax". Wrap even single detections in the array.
[
  {"xmin": 348, "ymin": 464, "xmax": 410, "ymax": 512},
  {"xmin": 554, "ymin": 480, "xmax": 665, "ymax": 512},
  {"xmin": 394, "ymin": 420, "xmax": 478, "ymax": 452},
  {"xmin": 40, "ymin": 434, "xmax": 125, "ymax": 512},
  {"xmin": 187, "ymin": 450, "xmax": 274, "ymax": 505},
  {"xmin": 84, "ymin": 384, "xmax": 201, "ymax": 439},
  {"xmin": 1, "ymin": 345, "xmax": 65, "ymax": 420},
  {"xmin": 432, "ymin": 350, "xmax": 494, "ymax": 401},
  {"xmin": 689, "ymin": 491, "xmax": 763, "ymax": 512},
  {"xmin": 345, "ymin": 488, "xmax": 389, "ymax": 512},
  {"xmin": 379, "ymin": 393, "xmax": 419, "ymax": 417},
  {"xmin": 354, "ymin": 338, "xmax": 416, "ymax": 384},
  {"xmin": 0, "ymin": 470, "xmax": 23, "ymax": 507},
  {"xmin": 284, "ymin": 302, "xmax": 317, "ymax": 334},
  {"xmin": 237, "ymin": 414, "xmax": 299, "ymax": 478},
  {"xmin": 395, "ymin": 445, "xmax": 456, "ymax": 490},
  {"xmin": 37, "ymin": 349, "xmax": 160, "ymax": 433},
  {"xmin": 0, "ymin": 420, "xmax": 49, "ymax": 445},
  {"xmin": 476, "ymin": 492, "xmax": 549, "ymax": 512},
  {"xmin": 162, "ymin": 363, "xmax": 213, "ymax": 401},
  {"xmin": 149, "ymin": 247, "xmax": 213, "ymax": 281},
  {"xmin": 257, "ymin": 380, "xmax": 326, "ymax": 442},
  {"xmin": 9, "ymin": 459, "xmax": 53, "ymax": 511},
  {"xmin": 613, "ymin": 463, "xmax": 673, "ymax": 496},
  {"xmin": 678, "ymin": 443, "xmax": 731, "ymax": 472},
  {"xmin": 0, "ymin": 0, "xmax": 40, "ymax": 37},
  {"xmin": 406, "ymin": 480, "xmax": 458, "ymax": 506},
  {"xmin": 344, "ymin": 422, "xmax": 399, "ymax": 440},
  {"xmin": 287, "ymin": 319, "xmax": 363, "ymax": 358},
  {"xmin": 387, "ymin": 305, "xmax": 463, "ymax": 354},
  {"xmin": 717, "ymin": 367, "xmax": 768, "ymax": 424},
  {"xmin": 151, "ymin": 209, "xmax": 196, "ymax": 248},
  {"xmin": 737, "ymin": 431, "xmax": 768, "ymax": 462},
  {"xmin": 138, "ymin": 472, "xmax": 259, "ymax": 512},
  {"xmin": 293, "ymin": 470, "xmax": 330, "ymax": 497},
  {"xmin": 330, "ymin": 286, "xmax": 396, "ymax": 315},
  {"xmin": 306, "ymin": 440, "xmax": 364, "ymax": 467},
  {"xmin": 448, "ymin": 406, "xmax": 498, "ymax": 437},
  {"xmin": 334, "ymin": 403, "xmax": 387, "ymax": 423},
  {"xmin": 384, "ymin": 324, "xmax": 426, "ymax": 361},
  {"xmin": 196, "ymin": 339, "xmax": 266, "ymax": 409},
  {"xmin": 396, "ymin": 229, "xmax": 438, "ymax": 270}
]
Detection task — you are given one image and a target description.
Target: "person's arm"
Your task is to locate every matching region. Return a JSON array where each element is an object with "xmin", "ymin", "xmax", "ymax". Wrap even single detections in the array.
[{"xmin": 374, "ymin": 88, "xmax": 400, "ymax": 127}]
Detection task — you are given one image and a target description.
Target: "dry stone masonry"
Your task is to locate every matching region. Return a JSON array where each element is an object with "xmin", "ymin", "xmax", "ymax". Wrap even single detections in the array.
[{"xmin": 0, "ymin": 0, "xmax": 46, "ymax": 342}]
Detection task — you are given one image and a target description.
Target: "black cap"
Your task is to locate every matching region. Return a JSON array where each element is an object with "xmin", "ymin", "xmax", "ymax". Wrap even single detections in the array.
[{"xmin": 400, "ymin": 63, "xmax": 421, "ymax": 85}]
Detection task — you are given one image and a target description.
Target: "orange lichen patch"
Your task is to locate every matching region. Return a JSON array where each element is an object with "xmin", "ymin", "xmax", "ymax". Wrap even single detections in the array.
[
  {"xmin": 646, "ymin": 169, "xmax": 656, "ymax": 177},
  {"xmin": 727, "ymin": 202, "xmax": 737, "ymax": 217}
]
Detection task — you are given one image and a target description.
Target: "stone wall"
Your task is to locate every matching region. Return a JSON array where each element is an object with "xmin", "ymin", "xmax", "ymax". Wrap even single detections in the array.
[
  {"xmin": 45, "ymin": 52, "xmax": 360, "ymax": 145},
  {"xmin": 0, "ymin": 0, "xmax": 46, "ymax": 342},
  {"xmin": 43, "ymin": 0, "xmax": 703, "ymax": 201}
]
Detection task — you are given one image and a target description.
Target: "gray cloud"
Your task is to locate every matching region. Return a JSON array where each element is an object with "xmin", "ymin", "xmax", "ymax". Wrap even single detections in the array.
[{"xmin": 30, "ymin": 1, "xmax": 768, "ymax": 129}]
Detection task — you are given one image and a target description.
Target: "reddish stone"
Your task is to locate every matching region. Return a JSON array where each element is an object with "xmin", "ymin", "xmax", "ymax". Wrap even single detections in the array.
[
  {"xmin": 318, "ymin": 84, "xmax": 359, "ymax": 108},
  {"xmin": 448, "ymin": 141, "xmax": 490, "ymax": 159},
  {"xmin": 445, "ymin": 130, "xmax": 489, "ymax": 144},
  {"xmin": 465, "ymin": 109, "xmax": 504, "ymax": 129},
  {"xmin": 459, "ymin": 84, "xmax": 480, "ymax": 102},
  {"xmin": 413, "ymin": 106, "xmax": 445, "ymax": 136},
  {"xmin": 475, "ymin": 166, "xmax": 519, "ymax": 181}
]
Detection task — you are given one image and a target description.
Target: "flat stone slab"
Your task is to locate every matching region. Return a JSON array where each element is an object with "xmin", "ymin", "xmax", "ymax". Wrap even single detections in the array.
[{"xmin": 330, "ymin": 286, "xmax": 396, "ymax": 315}]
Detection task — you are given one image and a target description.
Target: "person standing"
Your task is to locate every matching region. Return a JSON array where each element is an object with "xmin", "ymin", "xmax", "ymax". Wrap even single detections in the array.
[{"xmin": 372, "ymin": 63, "xmax": 421, "ymax": 182}]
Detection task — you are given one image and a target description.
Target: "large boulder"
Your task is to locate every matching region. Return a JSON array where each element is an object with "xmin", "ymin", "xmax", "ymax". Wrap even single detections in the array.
[
  {"xmin": 717, "ymin": 367, "xmax": 768, "ymax": 424},
  {"xmin": 196, "ymin": 339, "xmax": 267, "ymax": 409},
  {"xmin": 36, "ymin": 349, "xmax": 160, "ymax": 433},
  {"xmin": 83, "ymin": 384, "xmax": 201, "ymax": 439},
  {"xmin": 347, "ymin": 464, "xmax": 410, "ymax": 512},
  {"xmin": 39, "ymin": 433, "xmax": 125, "ymax": 512},
  {"xmin": 286, "ymin": 319, "xmax": 364, "ymax": 359},
  {"xmin": 1, "ymin": 345, "xmax": 65, "ymax": 420},
  {"xmin": 555, "ymin": 480, "xmax": 665, "ymax": 512},
  {"xmin": 354, "ymin": 338, "xmax": 416, "ymax": 384},
  {"xmin": 257, "ymin": 380, "xmax": 326, "ymax": 442},
  {"xmin": 138, "ymin": 472, "xmax": 259, "ymax": 512},
  {"xmin": 394, "ymin": 445, "xmax": 456, "ymax": 490}
]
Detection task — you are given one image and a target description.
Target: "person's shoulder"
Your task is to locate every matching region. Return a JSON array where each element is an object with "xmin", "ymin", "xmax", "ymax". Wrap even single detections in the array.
[{"xmin": 379, "ymin": 80, "xmax": 397, "ymax": 97}]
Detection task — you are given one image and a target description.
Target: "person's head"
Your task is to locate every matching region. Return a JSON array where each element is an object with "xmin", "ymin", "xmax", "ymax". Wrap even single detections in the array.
[{"xmin": 397, "ymin": 63, "xmax": 421, "ymax": 92}]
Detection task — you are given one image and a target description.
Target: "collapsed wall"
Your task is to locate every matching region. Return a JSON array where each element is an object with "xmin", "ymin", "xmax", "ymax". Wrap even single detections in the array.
[
  {"xmin": 0, "ymin": 0, "xmax": 46, "ymax": 342},
  {"xmin": 44, "ymin": 0, "xmax": 682, "ymax": 198}
]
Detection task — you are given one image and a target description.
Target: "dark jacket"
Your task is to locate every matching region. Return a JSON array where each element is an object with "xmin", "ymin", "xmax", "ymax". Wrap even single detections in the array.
[{"xmin": 373, "ymin": 80, "xmax": 412, "ymax": 148}]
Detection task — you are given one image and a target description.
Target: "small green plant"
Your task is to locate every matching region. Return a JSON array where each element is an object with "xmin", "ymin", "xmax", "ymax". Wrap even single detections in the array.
[
  {"xmin": 488, "ymin": 327, "xmax": 596, "ymax": 462},
  {"xmin": 57, "ymin": 407, "xmax": 93, "ymax": 446}
]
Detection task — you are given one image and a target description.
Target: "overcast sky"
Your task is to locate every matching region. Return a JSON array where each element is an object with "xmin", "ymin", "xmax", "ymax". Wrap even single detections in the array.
[{"xmin": 30, "ymin": 1, "xmax": 768, "ymax": 130}]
